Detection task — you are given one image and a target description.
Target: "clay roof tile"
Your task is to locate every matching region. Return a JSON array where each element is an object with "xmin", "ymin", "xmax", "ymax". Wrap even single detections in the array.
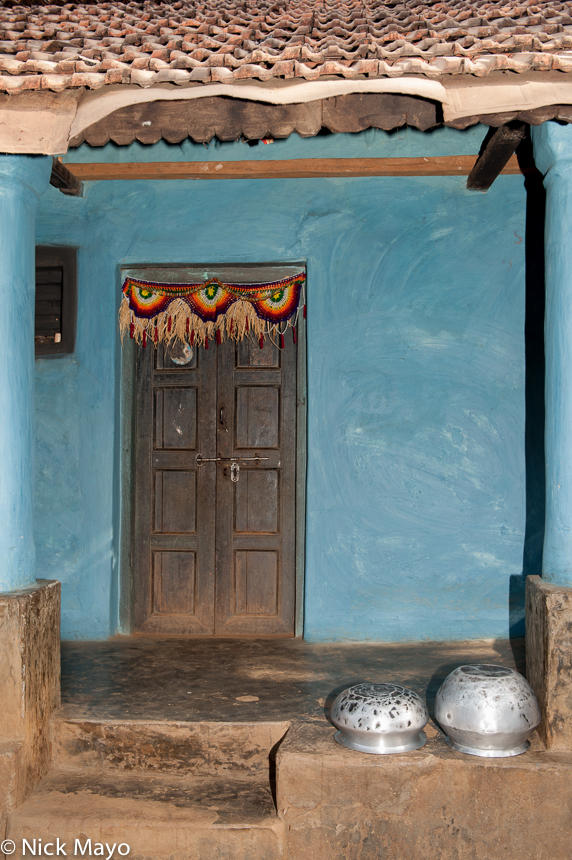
[{"xmin": 0, "ymin": 0, "xmax": 571, "ymax": 91}]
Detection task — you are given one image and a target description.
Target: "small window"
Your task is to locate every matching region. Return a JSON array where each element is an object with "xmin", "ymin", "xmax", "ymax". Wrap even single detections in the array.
[{"xmin": 35, "ymin": 246, "xmax": 77, "ymax": 357}]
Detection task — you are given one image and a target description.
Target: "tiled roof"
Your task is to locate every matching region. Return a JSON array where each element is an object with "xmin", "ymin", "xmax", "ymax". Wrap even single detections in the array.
[{"xmin": 1, "ymin": 0, "xmax": 572, "ymax": 93}]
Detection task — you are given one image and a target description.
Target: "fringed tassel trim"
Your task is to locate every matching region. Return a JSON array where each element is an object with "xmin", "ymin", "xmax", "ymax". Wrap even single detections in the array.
[{"xmin": 120, "ymin": 295, "xmax": 303, "ymax": 350}]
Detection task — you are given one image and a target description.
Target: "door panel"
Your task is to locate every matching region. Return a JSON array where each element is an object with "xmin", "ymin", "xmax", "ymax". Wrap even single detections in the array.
[
  {"xmin": 215, "ymin": 336, "xmax": 296, "ymax": 635},
  {"xmin": 234, "ymin": 551, "xmax": 278, "ymax": 615},
  {"xmin": 236, "ymin": 387, "xmax": 280, "ymax": 448},
  {"xmin": 235, "ymin": 471, "xmax": 279, "ymax": 533},
  {"xmin": 153, "ymin": 550, "xmax": 196, "ymax": 614},
  {"xmin": 133, "ymin": 332, "xmax": 297, "ymax": 636},
  {"xmin": 133, "ymin": 342, "xmax": 216, "ymax": 634},
  {"xmin": 155, "ymin": 388, "xmax": 197, "ymax": 450},
  {"xmin": 236, "ymin": 339, "xmax": 280, "ymax": 368},
  {"xmin": 154, "ymin": 471, "xmax": 196, "ymax": 534}
]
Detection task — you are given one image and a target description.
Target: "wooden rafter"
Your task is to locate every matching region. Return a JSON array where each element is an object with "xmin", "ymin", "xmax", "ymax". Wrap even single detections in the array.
[
  {"xmin": 50, "ymin": 157, "xmax": 83, "ymax": 197},
  {"xmin": 467, "ymin": 122, "xmax": 527, "ymax": 192}
]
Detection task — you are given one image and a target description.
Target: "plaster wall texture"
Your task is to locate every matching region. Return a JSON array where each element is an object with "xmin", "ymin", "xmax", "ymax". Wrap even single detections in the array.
[
  {"xmin": 532, "ymin": 121, "xmax": 572, "ymax": 586},
  {"xmin": 0, "ymin": 155, "xmax": 51, "ymax": 591},
  {"xmin": 35, "ymin": 127, "xmax": 528, "ymax": 641}
]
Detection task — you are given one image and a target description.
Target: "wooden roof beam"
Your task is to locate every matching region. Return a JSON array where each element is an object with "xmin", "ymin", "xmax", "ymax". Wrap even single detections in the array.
[
  {"xmin": 61, "ymin": 154, "xmax": 525, "ymax": 182},
  {"xmin": 50, "ymin": 157, "xmax": 83, "ymax": 197},
  {"xmin": 467, "ymin": 122, "xmax": 527, "ymax": 192}
]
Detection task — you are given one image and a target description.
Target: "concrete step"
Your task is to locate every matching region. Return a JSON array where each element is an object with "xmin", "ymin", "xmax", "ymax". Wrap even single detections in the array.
[
  {"xmin": 276, "ymin": 722, "xmax": 572, "ymax": 860},
  {"xmin": 52, "ymin": 717, "xmax": 289, "ymax": 777},
  {"xmin": 6, "ymin": 767, "xmax": 285, "ymax": 860}
]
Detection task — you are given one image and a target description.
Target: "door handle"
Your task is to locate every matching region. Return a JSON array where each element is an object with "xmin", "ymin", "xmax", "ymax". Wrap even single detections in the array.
[{"xmin": 219, "ymin": 405, "xmax": 227, "ymax": 431}]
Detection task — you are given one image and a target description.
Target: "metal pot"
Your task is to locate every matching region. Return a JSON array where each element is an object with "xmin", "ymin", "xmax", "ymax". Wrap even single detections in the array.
[
  {"xmin": 330, "ymin": 683, "xmax": 429, "ymax": 755},
  {"xmin": 435, "ymin": 664, "xmax": 541, "ymax": 758}
]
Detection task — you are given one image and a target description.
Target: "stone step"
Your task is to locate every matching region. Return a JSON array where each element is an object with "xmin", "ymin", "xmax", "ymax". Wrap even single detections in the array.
[
  {"xmin": 6, "ymin": 767, "xmax": 285, "ymax": 860},
  {"xmin": 52, "ymin": 717, "xmax": 289, "ymax": 777},
  {"xmin": 276, "ymin": 722, "xmax": 572, "ymax": 860}
]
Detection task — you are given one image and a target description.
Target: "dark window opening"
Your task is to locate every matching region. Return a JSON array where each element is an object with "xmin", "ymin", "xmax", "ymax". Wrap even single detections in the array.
[{"xmin": 35, "ymin": 246, "xmax": 77, "ymax": 357}]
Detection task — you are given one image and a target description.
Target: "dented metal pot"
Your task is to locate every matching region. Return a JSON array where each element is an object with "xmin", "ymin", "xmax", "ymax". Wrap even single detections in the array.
[
  {"xmin": 435, "ymin": 664, "xmax": 541, "ymax": 758},
  {"xmin": 330, "ymin": 683, "xmax": 429, "ymax": 755}
]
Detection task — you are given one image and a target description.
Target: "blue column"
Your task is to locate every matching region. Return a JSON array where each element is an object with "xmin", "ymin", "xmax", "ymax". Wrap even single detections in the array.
[
  {"xmin": 532, "ymin": 123, "xmax": 572, "ymax": 586},
  {"xmin": 0, "ymin": 155, "xmax": 51, "ymax": 592}
]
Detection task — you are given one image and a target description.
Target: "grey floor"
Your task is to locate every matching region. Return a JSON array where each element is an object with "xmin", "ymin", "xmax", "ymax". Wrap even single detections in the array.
[{"xmin": 60, "ymin": 636, "xmax": 526, "ymax": 724}]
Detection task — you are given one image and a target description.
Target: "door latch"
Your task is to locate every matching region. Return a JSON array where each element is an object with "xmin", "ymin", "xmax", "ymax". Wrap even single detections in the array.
[
  {"xmin": 230, "ymin": 462, "xmax": 240, "ymax": 482},
  {"xmin": 196, "ymin": 453, "xmax": 270, "ymax": 466}
]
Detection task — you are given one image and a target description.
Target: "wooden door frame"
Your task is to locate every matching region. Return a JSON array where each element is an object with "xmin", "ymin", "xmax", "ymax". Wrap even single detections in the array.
[{"xmin": 117, "ymin": 262, "xmax": 307, "ymax": 637}]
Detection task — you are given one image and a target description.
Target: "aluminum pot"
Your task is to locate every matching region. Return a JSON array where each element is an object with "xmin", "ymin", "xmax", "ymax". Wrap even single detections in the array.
[
  {"xmin": 330, "ymin": 683, "xmax": 429, "ymax": 755},
  {"xmin": 435, "ymin": 664, "xmax": 541, "ymax": 758}
]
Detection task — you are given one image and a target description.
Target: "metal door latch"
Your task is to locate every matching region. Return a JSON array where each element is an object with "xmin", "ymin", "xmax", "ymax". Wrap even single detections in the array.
[
  {"xmin": 230, "ymin": 462, "xmax": 240, "ymax": 482},
  {"xmin": 196, "ymin": 453, "xmax": 270, "ymax": 466}
]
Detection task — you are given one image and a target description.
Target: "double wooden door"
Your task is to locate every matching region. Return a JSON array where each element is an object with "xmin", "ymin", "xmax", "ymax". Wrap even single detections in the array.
[{"xmin": 132, "ymin": 331, "xmax": 297, "ymax": 636}]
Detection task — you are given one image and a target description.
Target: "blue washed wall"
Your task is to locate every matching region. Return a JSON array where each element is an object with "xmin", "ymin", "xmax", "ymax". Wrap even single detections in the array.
[
  {"xmin": 35, "ymin": 126, "xmax": 527, "ymax": 640},
  {"xmin": 0, "ymin": 155, "xmax": 51, "ymax": 591}
]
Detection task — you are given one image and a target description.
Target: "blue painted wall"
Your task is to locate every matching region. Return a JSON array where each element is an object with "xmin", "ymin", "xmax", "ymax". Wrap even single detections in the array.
[
  {"xmin": 531, "ymin": 122, "xmax": 572, "ymax": 587},
  {"xmin": 35, "ymin": 126, "xmax": 528, "ymax": 640},
  {"xmin": 0, "ymin": 155, "xmax": 51, "ymax": 591}
]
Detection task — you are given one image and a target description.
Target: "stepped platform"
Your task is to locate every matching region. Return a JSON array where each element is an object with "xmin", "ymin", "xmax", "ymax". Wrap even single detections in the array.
[
  {"xmin": 6, "ymin": 636, "xmax": 572, "ymax": 860},
  {"xmin": 8, "ymin": 769, "xmax": 282, "ymax": 860}
]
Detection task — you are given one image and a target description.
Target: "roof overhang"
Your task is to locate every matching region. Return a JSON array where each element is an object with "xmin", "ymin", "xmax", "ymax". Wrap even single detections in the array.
[{"xmin": 1, "ymin": 71, "xmax": 572, "ymax": 154}]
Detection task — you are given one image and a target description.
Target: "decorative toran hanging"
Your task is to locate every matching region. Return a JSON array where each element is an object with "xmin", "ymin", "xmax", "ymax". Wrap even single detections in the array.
[{"xmin": 120, "ymin": 271, "xmax": 306, "ymax": 350}]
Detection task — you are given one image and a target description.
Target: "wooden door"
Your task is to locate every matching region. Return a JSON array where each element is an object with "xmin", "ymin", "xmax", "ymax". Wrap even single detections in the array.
[
  {"xmin": 132, "ymin": 332, "xmax": 297, "ymax": 636},
  {"xmin": 215, "ymin": 337, "xmax": 296, "ymax": 635},
  {"xmin": 133, "ymin": 339, "xmax": 217, "ymax": 634}
]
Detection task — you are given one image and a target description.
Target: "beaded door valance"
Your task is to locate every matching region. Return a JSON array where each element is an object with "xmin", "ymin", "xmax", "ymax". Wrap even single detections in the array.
[{"xmin": 120, "ymin": 271, "xmax": 306, "ymax": 349}]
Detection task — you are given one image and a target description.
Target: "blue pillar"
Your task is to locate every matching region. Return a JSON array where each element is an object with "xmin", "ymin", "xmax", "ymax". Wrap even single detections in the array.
[
  {"xmin": 0, "ymin": 155, "xmax": 51, "ymax": 592},
  {"xmin": 532, "ymin": 123, "xmax": 572, "ymax": 586}
]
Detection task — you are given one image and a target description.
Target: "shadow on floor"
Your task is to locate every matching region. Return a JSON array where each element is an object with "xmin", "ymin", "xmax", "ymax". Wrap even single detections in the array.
[{"xmin": 60, "ymin": 635, "xmax": 526, "ymax": 725}]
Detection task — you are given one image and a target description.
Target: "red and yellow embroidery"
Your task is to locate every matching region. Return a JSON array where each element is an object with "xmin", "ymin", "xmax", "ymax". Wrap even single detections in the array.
[{"xmin": 120, "ymin": 272, "xmax": 305, "ymax": 349}]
